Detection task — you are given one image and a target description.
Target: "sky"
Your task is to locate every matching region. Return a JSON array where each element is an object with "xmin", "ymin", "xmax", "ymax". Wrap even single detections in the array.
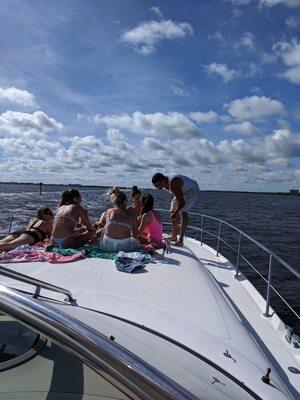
[{"xmin": 0, "ymin": 0, "xmax": 300, "ymax": 191}]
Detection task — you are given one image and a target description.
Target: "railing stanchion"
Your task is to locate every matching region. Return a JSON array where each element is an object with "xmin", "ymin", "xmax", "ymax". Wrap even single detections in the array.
[
  {"xmin": 235, "ymin": 232, "xmax": 242, "ymax": 278},
  {"xmin": 216, "ymin": 221, "xmax": 222, "ymax": 256},
  {"xmin": 8, "ymin": 213, "xmax": 13, "ymax": 234},
  {"xmin": 200, "ymin": 215, "xmax": 203, "ymax": 245},
  {"xmin": 264, "ymin": 254, "xmax": 273, "ymax": 317}
]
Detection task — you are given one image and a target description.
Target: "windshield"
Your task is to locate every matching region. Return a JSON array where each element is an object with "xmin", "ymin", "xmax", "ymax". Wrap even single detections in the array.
[{"xmin": 0, "ymin": 313, "xmax": 45, "ymax": 371}]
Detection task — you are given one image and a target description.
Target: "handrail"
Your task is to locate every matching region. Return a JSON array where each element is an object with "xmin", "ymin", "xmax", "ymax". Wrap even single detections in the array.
[
  {"xmin": 158, "ymin": 209, "xmax": 300, "ymax": 322},
  {"xmin": 8, "ymin": 212, "xmax": 13, "ymax": 234},
  {"xmin": 0, "ymin": 284, "xmax": 199, "ymax": 400},
  {"xmin": 0, "ymin": 264, "xmax": 77, "ymax": 305}
]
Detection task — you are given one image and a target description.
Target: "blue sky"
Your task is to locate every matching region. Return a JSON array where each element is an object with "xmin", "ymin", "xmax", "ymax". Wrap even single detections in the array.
[{"xmin": 0, "ymin": 0, "xmax": 300, "ymax": 191}]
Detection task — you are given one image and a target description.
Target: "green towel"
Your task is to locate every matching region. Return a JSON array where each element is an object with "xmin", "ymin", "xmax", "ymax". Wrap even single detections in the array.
[
  {"xmin": 45, "ymin": 245, "xmax": 150, "ymax": 261},
  {"xmin": 46, "ymin": 244, "xmax": 118, "ymax": 260}
]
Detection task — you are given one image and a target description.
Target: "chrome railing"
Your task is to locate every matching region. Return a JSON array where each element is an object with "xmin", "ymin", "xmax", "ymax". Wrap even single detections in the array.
[
  {"xmin": 158, "ymin": 209, "xmax": 300, "ymax": 325},
  {"xmin": 0, "ymin": 264, "xmax": 77, "ymax": 305},
  {"xmin": 8, "ymin": 212, "xmax": 13, "ymax": 234},
  {"xmin": 0, "ymin": 284, "xmax": 198, "ymax": 400}
]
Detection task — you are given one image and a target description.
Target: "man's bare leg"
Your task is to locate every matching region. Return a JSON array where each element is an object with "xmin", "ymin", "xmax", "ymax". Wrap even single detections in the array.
[
  {"xmin": 165, "ymin": 214, "xmax": 179, "ymax": 241},
  {"xmin": 176, "ymin": 211, "xmax": 188, "ymax": 245}
]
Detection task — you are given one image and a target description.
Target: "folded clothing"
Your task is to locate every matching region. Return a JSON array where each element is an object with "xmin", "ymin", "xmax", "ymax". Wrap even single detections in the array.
[{"xmin": 115, "ymin": 251, "xmax": 151, "ymax": 273}]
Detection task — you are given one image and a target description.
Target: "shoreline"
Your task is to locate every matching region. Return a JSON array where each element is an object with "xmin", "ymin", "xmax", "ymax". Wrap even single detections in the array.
[{"xmin": 0, "ymin": 182, "xmax": 298, "ymax": 196}]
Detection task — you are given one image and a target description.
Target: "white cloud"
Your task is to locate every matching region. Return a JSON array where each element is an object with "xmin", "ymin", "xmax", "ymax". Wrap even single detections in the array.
[
  {"xmin": 285, "ymin": 16, "xmax": 300, "ymax": 29},
  {"xmin": 259, "ymin": 0, "xmax": 300, "ymax": 7},
  {"xmin": 170, "ymin": 80, "xmax": 195, "ymax": 96},
  {"xmin": 150, "ymin": 6, "xmax": 163, "ymax": 19},
  {"xmin": 265, "ymin": 129, "xmax": 300, "ymax": 157},
  {"xmin": 224, "ymin": 121, "xmax": 260, "ymax": 135},
  {"xmin": 209, "ymin": 30, "xmax": 225, "ymax": 45},
  {"xmin": 226, "ymin": 0, "xmax": 300, "ymax": 6},
  {"xmin": 204, "ymin": 63, "xmax": 239, "ymax": 82},
  {"xmin": 189, "ymin": 111, "xmax": 218, "ymax": 123},
  {"xmin": 121, "ymin": 19, "xmax": 193, "ymax": 55},
  {"xmin": 273, "ymin": 39, "xmax": 300, "ymax": 84},
  {"xmin": 280, "ymin": 65, "xmax": 300, "ymax": 84},
  {"xmin": 234, "ymin": 32, "xmax": 255, "ymax": 50},
  {"xmin": 0, "ymin": 110, "xmax": 63, "ymax": 137},
  {"xmin": 92, "ymin": 111, "xmax": 200, "ymax": 137},
  {"xmin": 0, "ymin": 123, "xmax": 299, "ymax": 187},
  {"xmin": 225, "ymin": 95, "xmax": 284, "ymax": 120},
  {"xmin": 0, "ymin": 87, "xmax": 38, "ymax": 108},
  {"xmin": 106, "ymin": 128, "xmax": 125, "ymax": 144}
]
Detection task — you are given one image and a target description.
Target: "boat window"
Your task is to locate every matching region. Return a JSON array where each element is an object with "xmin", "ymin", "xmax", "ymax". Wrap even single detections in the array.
[{"xmin": 0, "ymin": 314, "xmax": 46, "ymax": 371}]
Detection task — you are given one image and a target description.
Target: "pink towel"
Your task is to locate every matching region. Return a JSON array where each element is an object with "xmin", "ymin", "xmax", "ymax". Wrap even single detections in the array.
[{"xmin": 0, "ymin": 250, "xmax": 85, "ymax": 264}]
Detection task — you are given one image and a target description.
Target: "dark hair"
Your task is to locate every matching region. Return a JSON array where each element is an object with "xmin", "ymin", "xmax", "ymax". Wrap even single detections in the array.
[
  {"xmin": 107, "ymin": 187, "xmax": 127, "ymax": 207},
  {"xmin": 131, "ymin": 185, "xmax": 141, "ymax": 198},
  {"xmin": 152, "ymin": 173, "xmax": 165, "ymax": 184},
  {"xmin": 28, "ymin": 207, "xmax": 52, "ymax": 229},
  {"xmin": 141, "ymin": 193, "xmax": 154, "ymax": 214},
  {"xmin": 58, "ymin": 189, "xmax": 80, "ymax": 207}
]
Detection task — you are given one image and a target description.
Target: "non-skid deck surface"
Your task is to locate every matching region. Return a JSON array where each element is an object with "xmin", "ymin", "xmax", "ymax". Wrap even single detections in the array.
[{"xmin": 1, "ymin": 242, "xmax": 295, "ymax": 398}]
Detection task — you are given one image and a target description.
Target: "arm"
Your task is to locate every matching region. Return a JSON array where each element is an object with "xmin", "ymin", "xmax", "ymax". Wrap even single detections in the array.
[
  {"xmin": 138, "ymin": 213, "xmax": 150, "ymax": 235},
  {"xmin": 98, "ymin": 211, "xmax": 107, "ymax": 227},
  {"xmin": 79, "ymin": 207, "xmax": 94, "ymax": 231},
  {"xmin": 129, "ymin": 211, "xmax": 138, "ymax": 238},
  {"xmin": 93, "ymin": 212, "xmax": 106, "ymax": 228},
  {"xmin": 46, "ymin": 223, "xmax": 53, "ymax": 239},
  {"xmin": 170, "ymin": 177, "xmax": 185, "ymax": 218}
]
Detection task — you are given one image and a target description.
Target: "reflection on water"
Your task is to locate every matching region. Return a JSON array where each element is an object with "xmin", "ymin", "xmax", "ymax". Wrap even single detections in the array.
[{"xmin": 0, "ymin": 183, "xmax": 299, "ymax": 332}]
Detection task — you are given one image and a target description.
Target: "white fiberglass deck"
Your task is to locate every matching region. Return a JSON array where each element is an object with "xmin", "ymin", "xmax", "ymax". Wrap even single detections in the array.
[{"xmin": 0, "ymin": 239, "xmax": 299, "ymax": 399}]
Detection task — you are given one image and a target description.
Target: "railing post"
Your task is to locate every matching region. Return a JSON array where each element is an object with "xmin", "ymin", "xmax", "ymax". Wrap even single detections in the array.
[
  {"xmin": 34, "ymin": 286, "xmax": 41, "ymax": 299},
  {"xmin": 8, "ymin": 213, "xmax": 13, "ymax": 234},
  {"xmin": 264, "ymin": 254, "xmax": 273, "ymax": 317},
  {"xmin": 200, "ymin": 215, "xmax": 203, "ymax": 245},
  {"xmin": 235, "ymin": 232, "xmax": 242, "ymax": 278},
  {"xmin": 216, "ymin": 221, "xmax": 222, "ymax": 257}
]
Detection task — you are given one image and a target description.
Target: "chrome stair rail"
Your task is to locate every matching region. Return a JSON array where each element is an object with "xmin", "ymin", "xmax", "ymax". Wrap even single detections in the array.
[
  {"xmin": 0, "ymin": 284, "xmax": 199, "ymax": 400},
  {"xmin": 158, "ymin": 209, "xmax": 300, "ymax": 322},
  {"xmin": 0, "ymin": 264, "xmax": 77, "ymax": 305}
]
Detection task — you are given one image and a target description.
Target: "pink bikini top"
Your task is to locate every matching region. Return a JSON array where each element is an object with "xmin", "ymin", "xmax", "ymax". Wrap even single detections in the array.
[{"xmin": 143, "ymin": 212, "xmax": 163, "ymax": 243}]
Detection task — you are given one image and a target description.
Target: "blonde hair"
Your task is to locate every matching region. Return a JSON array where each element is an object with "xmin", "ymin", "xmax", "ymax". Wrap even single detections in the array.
[{"xmin": 107, "ymin": 187, "xmax": 127, "ymax": 207}]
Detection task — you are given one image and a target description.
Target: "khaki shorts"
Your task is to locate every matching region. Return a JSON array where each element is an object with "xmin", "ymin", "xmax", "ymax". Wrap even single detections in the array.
[{"xmin": 170, "ymin": 188, "xmax": 200, "ymax": 213}]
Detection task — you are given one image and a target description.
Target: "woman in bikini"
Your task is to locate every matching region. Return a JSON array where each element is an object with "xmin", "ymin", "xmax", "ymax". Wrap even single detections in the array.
[
  {"xmin": 138, "ymin": 193, "xmax": 163, "ymax": 249},
  {"xmin": 49, "ymin": 189, "xmax": 95, "ymax": 248},
  {"xmin": 98, "ymin": 187, "xmax": 140, "ymax": 252},
  {"xmin": 0, "ymin": 207, "xmax": 53, "ymax": 251}
]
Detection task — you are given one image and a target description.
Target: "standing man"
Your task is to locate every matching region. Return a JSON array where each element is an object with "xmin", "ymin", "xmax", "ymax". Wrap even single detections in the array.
[{"xmin": 152, "ymin": 173, "xmax": 200, "ymax": 245}]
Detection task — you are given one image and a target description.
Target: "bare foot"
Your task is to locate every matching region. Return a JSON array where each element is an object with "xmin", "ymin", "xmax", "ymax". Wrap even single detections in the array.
[{"xmin": 164, "ymin": 235, "xmax": 177, "ymax": 242}]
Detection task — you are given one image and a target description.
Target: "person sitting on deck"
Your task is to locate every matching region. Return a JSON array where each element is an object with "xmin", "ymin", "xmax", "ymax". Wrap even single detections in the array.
[
  {"xmin": 0, "ymin": 207, "xmax": 53, "ymax": 251},
  {"xmin": 98, "ymin": 187, "xmax": 140, "ymax": 252},
  {"xmin": 127, "ymin": 186, "xmax": 142, "ymax": 219},
  {"xmin": 138, "ymin": 193, "xmax": 163, "ymax": 251},
  {"xmin": 49, "ymin": 189, "xmax": 95, "ymax": 249}
]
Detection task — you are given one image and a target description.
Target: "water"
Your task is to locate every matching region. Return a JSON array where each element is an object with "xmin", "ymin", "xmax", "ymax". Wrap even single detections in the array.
[{"xmin": 0, "ymin": 183, "xmax": 299, "ymax": 333}]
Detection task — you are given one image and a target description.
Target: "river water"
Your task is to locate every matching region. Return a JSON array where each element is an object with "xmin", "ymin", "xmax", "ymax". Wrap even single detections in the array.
[{"xmin": 0, "ymin": 183, "xmax": 299, "ymax": 333}]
